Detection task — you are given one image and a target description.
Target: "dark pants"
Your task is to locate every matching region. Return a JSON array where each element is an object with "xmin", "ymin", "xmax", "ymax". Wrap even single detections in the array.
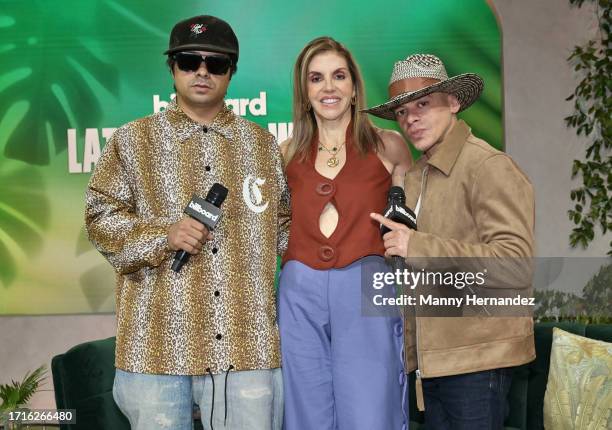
[{"xmin": 422, "ymin": 368, "xmax": 513, "ymax": 430}]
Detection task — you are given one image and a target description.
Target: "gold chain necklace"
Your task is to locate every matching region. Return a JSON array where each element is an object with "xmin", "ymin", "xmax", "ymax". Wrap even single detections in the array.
[{"xmin": 318, "ymin": 140, "xmax": 346, "ymax": 167}]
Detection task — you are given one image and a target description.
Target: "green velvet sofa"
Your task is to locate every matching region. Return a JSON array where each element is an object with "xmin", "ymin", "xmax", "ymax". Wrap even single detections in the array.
[
  {"xmin": 52, "ymin": 322, "xmax": 611, "ymax": 430},
  {"xmin": 52, "ymin": 337, "xmax": 129, "ymax": 430}
]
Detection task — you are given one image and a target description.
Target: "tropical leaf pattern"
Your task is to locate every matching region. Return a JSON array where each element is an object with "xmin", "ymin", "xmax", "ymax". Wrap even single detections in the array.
[
  {"xmin": 76, "ymin": 226, "xmax": 115, "ymax": 311},
  {"xmin": 0, "ymin": 0, "xmax": 502, "ymax": 312},
  {"xmin": 0, "ymin": 1, "xmax": 119, "ymax": 165},
  {"xmin": 544, "ymin": 328, "xmax": 612, "ymax": 429},
  {"xmin": 0, "ymin": 157, "xmax": 49, "ymax": 288}
]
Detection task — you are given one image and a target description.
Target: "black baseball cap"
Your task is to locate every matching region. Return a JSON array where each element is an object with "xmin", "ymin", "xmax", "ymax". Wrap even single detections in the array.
[{"xmin": 164, "ymin": 15, "xmax": 239, "ymax": 63}]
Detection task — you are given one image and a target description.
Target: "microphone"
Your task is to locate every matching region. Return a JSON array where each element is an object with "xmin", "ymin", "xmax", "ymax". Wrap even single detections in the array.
[
  {"xmin": 380, "ymin": 186, "xmax": 417, "ymax": 273},
  {"xmin": 172, "ymin": 183, "xmax": 229, "ymax": 273}
]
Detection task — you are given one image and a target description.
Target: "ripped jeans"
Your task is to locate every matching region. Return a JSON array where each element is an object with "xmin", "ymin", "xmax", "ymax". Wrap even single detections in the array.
[{"xmin": 113, "ymin": 367, "xmax": 283, "ymax": 430}]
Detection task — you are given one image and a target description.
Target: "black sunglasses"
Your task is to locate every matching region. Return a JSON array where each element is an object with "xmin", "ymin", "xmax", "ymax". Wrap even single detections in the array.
[{"xmin": 173, "ymin": 52, "xmax": 232, "ymax": 75}]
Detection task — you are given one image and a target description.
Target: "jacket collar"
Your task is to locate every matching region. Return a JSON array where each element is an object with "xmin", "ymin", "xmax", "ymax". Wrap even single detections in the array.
[
  {"xmin": 166, "ymin": 99, "xmax": 235, "ymax": 142},
  {"xmin": 424, "ymin": 119, "xmax": 471, "ymax": 176}
]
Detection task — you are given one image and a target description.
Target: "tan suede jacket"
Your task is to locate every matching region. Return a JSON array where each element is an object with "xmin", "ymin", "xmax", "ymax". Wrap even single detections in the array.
[{"xmin": 403, "ymin": 120, "xmax": 536, "ymax": 378}]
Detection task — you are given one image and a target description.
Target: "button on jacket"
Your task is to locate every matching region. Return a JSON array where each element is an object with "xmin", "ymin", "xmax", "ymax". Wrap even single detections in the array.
[
  {"xmin": 86, "ymin": 101, "xmax": 290, "ymax": 375},
  {"xmin": 403, "ymin": 120, "xmax": 536, "ymax": 378}
]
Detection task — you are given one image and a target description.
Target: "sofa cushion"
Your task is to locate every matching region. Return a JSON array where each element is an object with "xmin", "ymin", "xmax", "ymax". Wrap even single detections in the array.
[
  {"xmin": 543, "ymin": 328, "xmax": 611, "ymax": 429},
  {"xmin": 526, "ymin": 322, "xmax": 586, "ymax": 429}
]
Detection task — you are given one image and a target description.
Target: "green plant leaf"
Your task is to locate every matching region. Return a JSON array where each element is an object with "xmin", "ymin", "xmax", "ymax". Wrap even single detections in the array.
[
  {"xmin": 0, "ymin": 365, "xmax": 46, "ymax": 411},
  {"xmin": 0, "ymin": 159, "xmax": 50, "ymax": 288},
  {"xmin": 0, "ymin": 3, "xmax": 119, "ymax": 165},
  {"xmin": 565, "ymin": 0, "xmax": 611, "ymax": 254}
]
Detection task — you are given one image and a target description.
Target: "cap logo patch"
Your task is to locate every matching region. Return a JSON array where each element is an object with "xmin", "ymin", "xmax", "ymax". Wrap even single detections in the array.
[{"xmin": 190, "ymin": 23, "xmax": 207, "ymax": 35}]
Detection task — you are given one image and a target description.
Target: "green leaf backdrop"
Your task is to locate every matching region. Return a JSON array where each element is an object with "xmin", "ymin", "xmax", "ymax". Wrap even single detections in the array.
[{"xmin": 0, "ymin": 0, "xmax": 501, "ymax": 314}]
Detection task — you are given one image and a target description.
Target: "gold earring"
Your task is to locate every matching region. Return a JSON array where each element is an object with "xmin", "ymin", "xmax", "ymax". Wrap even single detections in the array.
[
  {"xmin": 305, "ymin": 101, "xmax": 312, "ymax": 111},
  {"xmin": 351, "ymin": 95, "xmax": 356, "ymax": 105}
]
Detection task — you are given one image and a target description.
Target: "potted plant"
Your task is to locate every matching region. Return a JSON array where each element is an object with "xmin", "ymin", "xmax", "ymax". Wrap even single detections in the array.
[{"xmin": 0, "ymin": 365, "xmax": 47, "ymax": 429}]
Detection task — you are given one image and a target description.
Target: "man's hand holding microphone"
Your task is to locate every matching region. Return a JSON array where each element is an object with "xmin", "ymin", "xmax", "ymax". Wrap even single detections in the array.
[
  {"xmin": 167, "ymin": 218, "xmax": 214, "ymax": 255},
  {"xmin": 370, "ymin": 186, "xmax": 417, "ymax": 264},
  {"xmin": 168, "ymin": 183, "xmax": 228, "ymax": 272}
]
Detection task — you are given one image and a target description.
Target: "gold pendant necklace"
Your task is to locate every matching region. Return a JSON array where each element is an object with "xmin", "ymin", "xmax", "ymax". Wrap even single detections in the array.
[
  {"xmin": 318, "ymin": 140, "xmax": 346, "ymax": 168},
  {"xmin": 327, "ymin": 156, "xmax": 339, "ymax": 168}
]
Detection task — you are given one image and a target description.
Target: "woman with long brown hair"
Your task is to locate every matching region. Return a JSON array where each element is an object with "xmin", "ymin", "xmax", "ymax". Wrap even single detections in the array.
[{"xmin": 278, "ymin": 37, "xmax": 412, "ymax": 430}]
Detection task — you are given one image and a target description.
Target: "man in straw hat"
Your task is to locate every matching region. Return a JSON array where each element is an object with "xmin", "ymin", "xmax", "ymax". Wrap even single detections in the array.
[{"xmin": 368, "ymin": 54, "xmax": 535, "ymax": 429}]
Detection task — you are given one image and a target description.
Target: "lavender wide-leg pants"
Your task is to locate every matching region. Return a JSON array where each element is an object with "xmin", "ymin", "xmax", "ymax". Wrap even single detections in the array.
[{"xmin": 278, "ymin": 256, "xmax": 407, "ymax": 430}]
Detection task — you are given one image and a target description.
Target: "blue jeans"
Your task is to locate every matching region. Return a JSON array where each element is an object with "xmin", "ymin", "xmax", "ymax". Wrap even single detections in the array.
[
  {"xmin": 113, "ymin": 368, "xmax": 283, "ymax": 430},
  {"xmin": 422, "ymin": 368, "xmax": 513, "ymax": 430}
]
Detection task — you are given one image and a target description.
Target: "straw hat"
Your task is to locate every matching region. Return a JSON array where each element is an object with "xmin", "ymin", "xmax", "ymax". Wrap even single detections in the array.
[{"xmin": 364, "ymin": 54, "xmax": 484, "ymax": 120}]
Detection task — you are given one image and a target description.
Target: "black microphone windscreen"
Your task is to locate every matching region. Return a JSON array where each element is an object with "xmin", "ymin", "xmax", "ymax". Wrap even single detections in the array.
[
  {"xmin": 206, "ymin": 183, "xmax": 229, "ymax": 207},
  {"xmin": 388, "ymin": 186, "xmax": 406, "ymax": 205}
]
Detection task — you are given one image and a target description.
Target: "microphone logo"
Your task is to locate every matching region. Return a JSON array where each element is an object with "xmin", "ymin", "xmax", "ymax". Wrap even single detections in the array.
[
  {"xmin": 382, "ymin": 205, "xmax": 416, "ymax": 225},
  {"xmin": 188, "ymin": 201, "xmax": 220, "ymax": 222},
  {"xmin": 242, "ymin": 175, "xmax": 269, "ymax": 213},
  {"xmin": 394, "ymin": 205, "xmax": 417, "ymax": 225}
]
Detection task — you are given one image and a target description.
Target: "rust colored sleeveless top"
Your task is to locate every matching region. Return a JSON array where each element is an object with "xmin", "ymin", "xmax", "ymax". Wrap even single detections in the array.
[{"xmin": 282, "ymin": 128, "xmax": 391, "ymax": 269}]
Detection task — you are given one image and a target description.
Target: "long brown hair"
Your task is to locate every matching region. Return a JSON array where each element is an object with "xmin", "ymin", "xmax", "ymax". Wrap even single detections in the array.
[{"xmin": 285, "ymin": 36, "xmax": 382, "ymax": 164}]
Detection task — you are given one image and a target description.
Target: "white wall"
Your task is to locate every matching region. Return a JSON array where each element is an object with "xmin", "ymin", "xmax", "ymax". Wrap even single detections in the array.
[
  {"xmin": 491, "ymin": 0, "xmax": 610, "ymax": 257},
  {"xmin": 1, "ymin": 0, "xmax": 609, "ymax": 410},
  {"xmin": 0, "ymin": 315, "xmax": 116, "ymax": 409}
]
